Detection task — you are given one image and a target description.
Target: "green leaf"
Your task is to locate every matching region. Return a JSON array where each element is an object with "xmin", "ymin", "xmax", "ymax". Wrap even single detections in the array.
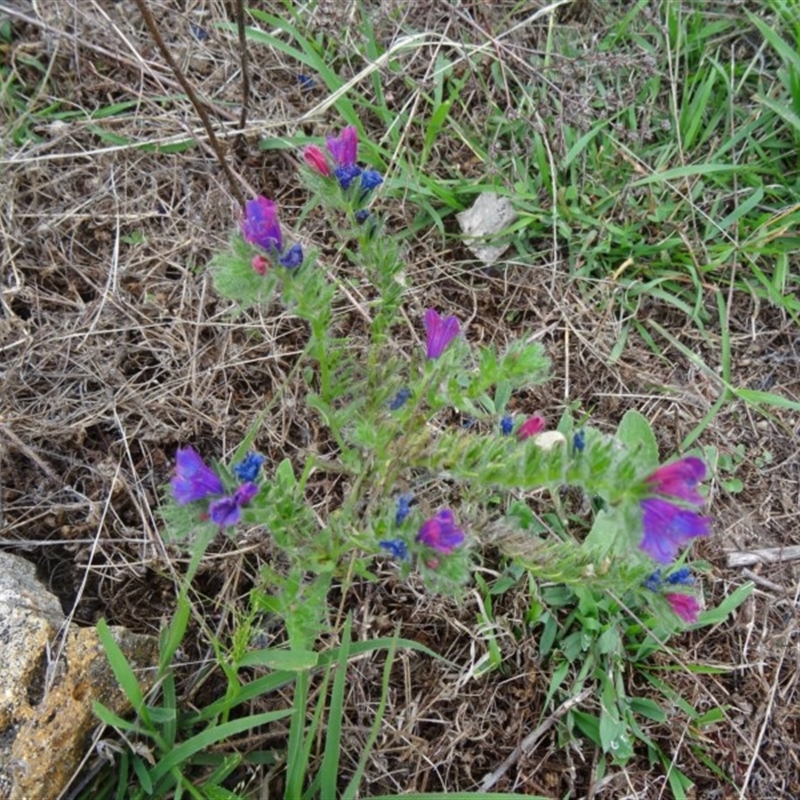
[
  {"xmin": 239, "ymin": 648, "xmax": 319, "ymax": 671},
  {"xmin": 148, "ymin": 710, "xmax": 292, "ymax": 783},
  {"xmin": 616, "ymin": 410, "xmax": 658, "ymax": 468},
  {"xmin": 97, "ymin": 619, "xmax": 148, "ymax": 721},
  {"xmin": 694, "ymin": 581, "xmax": 754, "ymax": 626}
]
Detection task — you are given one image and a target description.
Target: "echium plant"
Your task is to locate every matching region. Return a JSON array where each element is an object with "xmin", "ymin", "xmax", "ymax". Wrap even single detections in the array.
[{"xmin": 165, "ymin": 125, "xmax": 715, "ymax": 645}]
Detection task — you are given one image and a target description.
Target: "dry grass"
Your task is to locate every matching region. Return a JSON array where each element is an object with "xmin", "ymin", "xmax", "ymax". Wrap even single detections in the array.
[{"xmin": 2, "ymin": 0, "xmax": 800, "ymax": 797}]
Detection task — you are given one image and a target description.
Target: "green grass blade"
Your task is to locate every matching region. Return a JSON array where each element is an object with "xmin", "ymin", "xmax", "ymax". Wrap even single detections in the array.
[
  {"xmin": 148, "ymin": 709, "xmax": 292, "ymax": 783},
  {"xmin": 318, "ymin": 616, "xmax": 351, "ymax": 795},
  {"xmin": 341, "ymin": 631, "xmax": 399, "ymax": 800},
  {"xmin": 97, "ymin": 618, "xmax": 149, "ymax": 723}
]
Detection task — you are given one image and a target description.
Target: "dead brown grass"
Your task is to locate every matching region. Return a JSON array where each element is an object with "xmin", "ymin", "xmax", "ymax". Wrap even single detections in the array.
[{"xmin": 2, "ymin": 0, "xmax": 800, "ymax": 797}]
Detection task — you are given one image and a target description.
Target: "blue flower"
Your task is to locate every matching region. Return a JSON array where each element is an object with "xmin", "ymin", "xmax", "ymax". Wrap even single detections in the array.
[
  {"xmin": 359, "ymin": 169, "xmax": 383, "ymax": 195},
  {"xmin": 298, "ymin": 74, "xmax": 315, "ymax": 91},
  {"xmin": 233, "ymin": 453, "xmax": 265, "ymax": 483},
  {"xmin": 279, "ymin": 243, "xmax": 304, "ymax": 269},
  {"xmin": 379, "ymin": 538, "xmax": 409, "ymax": 561},
  {"xmin": 500, "ymin": 415, "xmax": 514, "ymax": 435},
  {"xmin": 389, "ymin": 388, "xmax": 412, "ymax": 410},
  {"xmin": 395, "ymin": 493, "xmax": 413, "ymax": 526},
  {"xmin": 643, "ymin": 570, "xmax": 663, "ymax": 592},
  {"xmin": 666, "ymin": 567, "xmax": 694, "ymax": 586},
  {"xmin": 573, "ymin": 429, "xmax": 586, "ymax": 453},
  {"xmin": 334, "ymin": 164, "xmax": 363, "ymax": 190}
]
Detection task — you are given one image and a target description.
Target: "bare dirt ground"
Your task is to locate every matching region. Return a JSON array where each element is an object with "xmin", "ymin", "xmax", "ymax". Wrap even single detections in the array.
[{"xmin": 2, "ymin": 1, "xmax": 800, "ymax": 797}]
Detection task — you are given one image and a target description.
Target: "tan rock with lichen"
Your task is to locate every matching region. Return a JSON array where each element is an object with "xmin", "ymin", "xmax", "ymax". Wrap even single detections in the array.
[{"xmin": 0, "ymin": 552, "xmax": 158, "ymax": 800}]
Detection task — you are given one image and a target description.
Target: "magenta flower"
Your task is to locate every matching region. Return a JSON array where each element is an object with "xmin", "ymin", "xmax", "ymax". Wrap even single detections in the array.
[
  {"xmin": 416, "ymin": 509, "xmax": 465, "ymax": 554},
  {"xmin": 646, "ymin": 456, "xmax": 706, "ymax": 504},
  {"xmin": 517, "ymin": 415, "xmax": 546, "ymax": 441},
  {"xmin": 664, "ymin": 593, "xmax": 700, "ymax": 623},
  {"xmin": 171, "ymin": 447, "xmax": 223, "ymax": 505},
  {"xmin": 424, "ymin": 308, "xmax": 460, "ymax": 359},
  {"xmin": 303, "ymin": 145, "xmax": 332, "ymax": 177},
  {"xmin": 241, "ymin": 196, "xmax": 303, "ymax": 269},
  {"xmin": 326, "ymin": 126, "xmax": 358, "ymax": 168}
]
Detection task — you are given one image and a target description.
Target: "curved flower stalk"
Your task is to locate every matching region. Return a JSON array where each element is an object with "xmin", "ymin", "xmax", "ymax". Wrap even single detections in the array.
[
  {"xmin": 639, "ymin": 457, "xmax": 711, "ymax": 564},
  {"xmin": 303, "ymin": 126, "xmax": 384, "ymax": 199},
  {"xmin": 171, "ymin": 447, "xmax": 262, "ymax": 529},
  {"xmin": 242, "ymin": 196, "xmax": 303, "ymax": 271}
]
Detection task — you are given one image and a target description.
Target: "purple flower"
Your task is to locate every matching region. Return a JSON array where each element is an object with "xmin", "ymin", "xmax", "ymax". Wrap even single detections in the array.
[
  {"xmin": 208, "ymin": 495, "xmax": 240, "ymax": 527},
  {"xmin": 233, "ymin": 453, "xmax": 265, "ymax": 483},
  {"xmin": 395, "ymin": 493, "xmax": 413, "ymax": 526},
  {"xmin": 517, "ymin": 415, "xmax": 545, "ymax": 441},
  {"xmin": 233, "ymin": 482, "xmax": 259, "ymax": 505},
  {"xmin": 306, "ymin": 127, "xmax": 384, "ymax": 195},
  {"xmin": 646, "ymin": 456, "xmax": 706, "ymax": 504},
  {"xmin": 639, "ymin": 456, "xmax": 711, "ymax": 564},
  {"xmin": 327, "ymin": 126, "xmax": 358, "ymax": 168},
  {"xmin": 424, "ymin": 308, "xmax": 460, "ymax": 359},
  {"xmin": 171, "ymin": 447, "xmax": 223, "ymax": 505},
  {"xmin": 242, "ymin": 196, "xmax": 303, "ymax": 270},
  {"xmin": 640, "ymin": 497, "xmax": 711, "ymax": 564},
  {"xmin": 416, "ymin": 509, "xmax": 465, "ymax": 555},
  {"xmin": 208, "ymin": 482, "xmax": 259, "ymax": 528},
  {"xmin": 500, "ymin": 415, "xmax": 514, "ymax": 435},
  {"xmin": 379, "ymin": 538, "xmax": 409, "ymax": 561},
  {"xmin": 664, "ymin": 593, "xmax": 700, "ymax": 623},
  {"xmin": 242, "ymin": 197, "xmax": 283, "ymax": 253}
]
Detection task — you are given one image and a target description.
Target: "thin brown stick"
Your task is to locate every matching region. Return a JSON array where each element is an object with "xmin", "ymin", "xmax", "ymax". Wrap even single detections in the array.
[
  {"xmin": 130, "ymin": 0, "xmax": 246, "ymax": 206},
  {"xmin": 233, "ymin": 0, "xmax": 250, "ymax": 153},
  {"xmin": 479, "ymin": 687, "xmax": 592, "ymax": 792},
  {"xmin": 727, "ymin": 545, "xmax": 800, "ymax": 567}
]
